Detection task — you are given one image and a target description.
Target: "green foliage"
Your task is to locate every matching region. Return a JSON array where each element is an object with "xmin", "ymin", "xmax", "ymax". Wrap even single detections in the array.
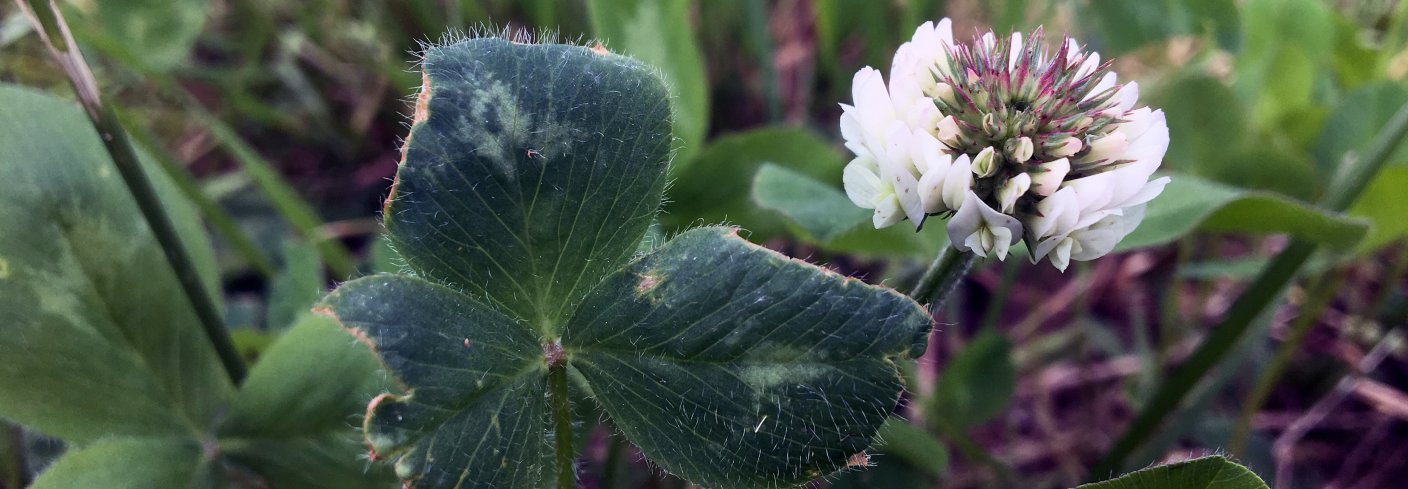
[
  {"xmin": 0, "ymin": 83, "xmax": 230, "ymax": 442},
  {"xmin": 318, "ymin": 38, "xmax": 932, "ymax": 489},
  {"xmin": 1348, "ymin": 166, "xmax": 1408, "ymax": 253},
  {"xmin": 927, "ymin": 332, "xmax": 1016, "ymax": 430},
  {"xmin": 0, "ymin": 84, "xmax": 392, "ymax": 488},
  {"xmin": 587, "ymin": 0, "xmax": 709, "ymax": 167},
  {"xmin": 1117, "ymin": 174, "xmax": 1368, "ymax": 252},
  {"xmin": 68, "ymin": 0, "xmax": 209, "ymax": 72},
  {"xmin": 665, "ymin": 126, "xmax": 845, "ymax": 238},
  {"xmin": 265, "ymin": 239, "xmax": 324, "ymax": 330},
  {"xmin": 752, "ymin": 163, "xmax": 869, "ymax": 241},
  {"xmin": 1078, "ymin": 456, "xmax": 1269, "ymax": 489}
]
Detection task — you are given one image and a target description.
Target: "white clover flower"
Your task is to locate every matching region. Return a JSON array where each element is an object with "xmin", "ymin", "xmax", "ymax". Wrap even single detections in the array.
[{"xmin": 839, "ymin": 19, "xmax": 1170, "ymax": 271}]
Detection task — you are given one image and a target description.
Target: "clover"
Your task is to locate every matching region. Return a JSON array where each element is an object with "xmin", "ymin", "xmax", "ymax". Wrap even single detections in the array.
[{"xmin": 316, "ymin": 37, "xmax": 932, "ymax": 489}]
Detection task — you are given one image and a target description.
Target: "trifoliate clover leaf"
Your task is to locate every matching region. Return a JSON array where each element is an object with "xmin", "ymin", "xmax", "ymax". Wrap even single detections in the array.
[{"xmin": 318, "ymin": 37, "xmax": 932, "ymax": 489}]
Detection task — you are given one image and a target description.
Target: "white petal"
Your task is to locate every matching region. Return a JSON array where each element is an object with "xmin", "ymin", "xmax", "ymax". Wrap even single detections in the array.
[
  {"xmin": 1119, "ymin": 176, "xmax": 1170, "ymax": 208},
  {"xmin": 1083, "ymin": 72, "xmax": 1117, "ymax": 101},
  {"xmin": 1027, "ymin": 186, "xmax": 1079, "ymax": 239},
  {"xmin": 1115, "ymin": 107, "xmax": 1154, "ymax": 141},
  {"xmin": 889, "ymin": 168, "xmax": 927, "ymax": 228},
  {"xmin": 948, "ymin": 194, "xmax": 985, "ymax": 254},
  {"xmin": 1062, "ymin": 173, "xmax": 1116, "ymax": 213},
  {"xmin": 913, "ymin": 131, "xmax": 947, "ymax": 174},
  {"xmin": 998, "ymin": 173, "xmax": 1031, "ymax": 214},
  {"xmin": 1115, "ymin": 81, "xmax": 1140, "ymax": 112},
  {"xmin": 1075, "ymin": 51, "xmax": 1101, "ymax": 79},
  {"xmin": 1047, "ymin": 237, "xmax": 1075, "ymax": 271},
  {"xmin": 843, "ymin": 157, "xmax": 884, "ymax": 208},
  {"xmin": 949, "ymin": 191, "xmax": 1022, "ymax": 259},
  {"xmin": 872, "ymin": 193, "xmax": 904, "ymax": 228},
  {"xmin": 1008, "ymin": 32, "xmax": 1023, "ymax": 72},
  {"xmin": 941, "ymin": 155, "xmax": 973, "ymax": 210},
  {"xmin": 1083, "ymin": 132, "xmax": 1128, "ymax": 163},
  {"xmin": 1029, "ymin": 157, "xmax": 1070, "ymax": 196},
  {"xmin": 884, "ymin": 122, "xmax": 920, "ymax": 176},
  {"xmin": 918, "ymin": 164, "xmax": 948, "ymax": 213}
]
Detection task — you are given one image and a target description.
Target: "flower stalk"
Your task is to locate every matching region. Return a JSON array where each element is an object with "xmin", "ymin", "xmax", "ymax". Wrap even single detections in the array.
[{"xmin": 909, "ymin": 247, "xmax": 978, "ymax": 308}]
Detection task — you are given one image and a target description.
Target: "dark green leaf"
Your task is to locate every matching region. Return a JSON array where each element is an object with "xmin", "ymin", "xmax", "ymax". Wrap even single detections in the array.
[
  {"xmin": 587, "ymin": 0, "xmax": 709, "ymax": 168},
  {"xmin": 1117, "ymin": 174, "xmax": 1368, "ymax": 251},
  {"xmin": 752, "ymin": 163, "xmax": 869, "ymax": 242},
  {"xmin": 1078, "ymin": 455, "xmax": 1269, "ymax": 489},
  {"xmin": 29, "ymin": 437, "xmax": 217, "ymax": 489},
  {"xmin": 0, "ymin": 84, "xmax": 230, "ymax": 443},
  {"xmin": 318, "ymin": 274, "xmax": 552, "ymax": 489},
  {"xmin": 386, "ymin": 38, "xmax": 672, "ymax": 326},
  {"xmin": 1237, "ymin": 0, "xmax": 1333, "ymax": 130},
  {"xmin": 927, "ymin": 332, "xmax": 1015, "ymax": 430},
  {"xmin": 564, "ymin": 227, "xmax": 932, "ymax": 489},
  {"xmin": 664, "ymin": 127, "xmax": 846, "ymax": 240}
]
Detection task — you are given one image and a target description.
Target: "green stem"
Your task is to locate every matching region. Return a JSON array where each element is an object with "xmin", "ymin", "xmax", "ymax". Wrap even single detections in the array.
[
  {"xmin": 17, "ymin": 0, "xmax": 246, "ymax": 384},
  {"xmin": 115, "ymin": 107, "xmax": 277, "ymax": 279},
  {"xmin": 1227, "ymin": 271, "xmax": 1344, "ymax": 456},
  {"xmin": 548, "ymin": 362, "xmax": 576, "ymax": 489},
  {"xmin": 909, "ymin": 247, "xmax": 979, "ymax": 308},
  {"xmin": 1091, "ymin": 100, "xmax": 1408, "ymax": 478}
]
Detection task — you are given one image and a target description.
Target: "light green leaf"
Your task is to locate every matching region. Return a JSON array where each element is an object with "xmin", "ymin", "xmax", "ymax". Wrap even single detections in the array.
[
  {"xmin": 1313, "ymin": 82, "xmax": 1408, "ymax": 177},
  {"xmin": 1236, "ymin": 0, "xmax": 1333, "ymax": 130},
  {"xmin": 386, "ymin": 38, "xmax": 672, "ymax": 326},
  {"xmin": 222, "ymin": 434, "xmax": 395, "ymax": 489},
  {"xmin": 1117, "ymin": 174, "xmax": 1368, "ymax": 251},
  {"xmin": 265, "ymin": 239, "xmax": 324, "ymax": 330},
  {"xmin": 0, "ymin": 84, "xmax": 231, "ymax": 443},
  {"xmin": 1348, "ymin": 166, "xmax": 1408, "ymax": 253},
  {"xmin": 217, "ymin": 314, "xmax": 396, "ymax": 488},
  {"xmin": 565, "ymin": 227, "xmax": 932, "ymax": 489},
  {"xmin": 752, "ymin": 163, "xmax": 869, "ymax": 242},
  {"xmin": 1077, "ymin": 455, "xmax": 1269, "ymax": 489},
  {"xmin": 29, "ymin": 437, "xmax": 217, "ymax": 489},
  {"xmin": 220, "ymin": 314, "xmax": 384, "ymax": 438},
  {"xmin": 665, "ymin": 127, "xmax": 846, "ymax": 240},
  {"xmin": 875, "ymin": 417, "xmax": 948, "ymax": 480},
  {"xmin": 319, "ymin": 274, "xmax": 552, "ymax": 489},
  {"xmin": 587, "ymin": 0, "xmax": 708, "ymax": 168},
  {"xmin": 927, "ymin": 332, "xmax": 1015, "ymax": 430},
  {"xmin": 69, "ymin": 0, "xmax": 209, "ymax": 72}
]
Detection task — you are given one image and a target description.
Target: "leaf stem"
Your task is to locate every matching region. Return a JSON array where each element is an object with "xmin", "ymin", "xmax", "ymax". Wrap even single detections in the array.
[
  {"xmin": 1227, "ymin": 271, "xmax": 1344, "ymax": 456},
  {"xmin": 548, "ymin": 362, "xmax": 576, "ymax": 489},
  {"xmin": 1091, "ymin": 100, "xmax": 1408, "ymax": 477},
  {"xmin": 909, "ymin": 246, "xmax": 978, "ymax": 308},
  {"xmin": 16, "ymin": 0, "xmax": 246, "ymax": 384}
]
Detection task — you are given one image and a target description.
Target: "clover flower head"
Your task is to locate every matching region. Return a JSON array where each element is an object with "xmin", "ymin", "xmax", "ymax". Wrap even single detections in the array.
[{"xmin": 840, "ymin": 19, "xmax": 1170, "ymax": 271}]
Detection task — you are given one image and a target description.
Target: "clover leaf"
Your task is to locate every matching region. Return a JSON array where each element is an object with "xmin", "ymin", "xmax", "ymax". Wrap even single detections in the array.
[{"xmin": 318, "ymin": 37, "xmax": 933, "ymax": 489}]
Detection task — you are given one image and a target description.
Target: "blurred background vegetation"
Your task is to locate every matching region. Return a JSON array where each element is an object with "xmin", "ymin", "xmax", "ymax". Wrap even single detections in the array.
[{"xmin": 2, "ymin": 0, "xmax": 1407, "ymax": 488}]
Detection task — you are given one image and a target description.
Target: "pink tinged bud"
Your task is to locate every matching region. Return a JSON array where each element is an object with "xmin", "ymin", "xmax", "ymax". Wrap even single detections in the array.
[
  {"xmin": 972, "ymin": 146, "xmax": 999, "ymax": 177},
  {"xmin": 1028, "ymin": 157, "xmax": 1070, "ymax": 196},
  {"xmin": 1048, "ymin": 136, "xmax": 1082, "ymax": 158},
  {"xmin": 937, "ymin": 116, "xmax": 962, "ymax": 144},
  {"xmin": 998, "ymin": 173, "xmax": 1032, "ymax": 213},
  {"xmin": 933, "ymin": 82, "xmax": 957, "ymax": 105}
]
